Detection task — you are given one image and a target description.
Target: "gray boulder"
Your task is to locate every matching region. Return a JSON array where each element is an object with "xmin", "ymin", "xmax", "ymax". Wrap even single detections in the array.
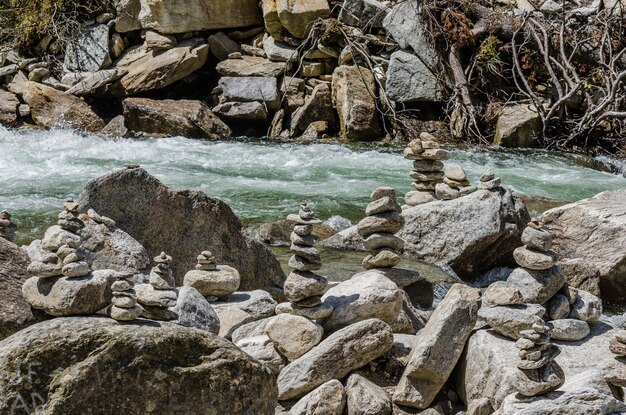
[
  {"xmin": 345, "ymin": 373, "xmax": 392, "ymax": 415},
  {"xmin": 289, "ymin": 379, "xmax": 346, "ymax": 415},
  {"xmin": 478, "ymin": 303, "xmax": 545, "ymax": 339},
  {"xmin": 0, "ymin": 317, "xmax": 277, "ymax": 414},
  {"xmin": 386, "ymin": 50, "xmax": 443, "ymax": 103},
  {"xmin": 393, "ymin": 284, "xmax": 481, "ymax": 409},
  {"xmin": 218, "ymin": 76, "xmax": 280, "ymax": 110},
  {"xmin": 548, "ymin": 319, "xmax": 590, "ymax": 341},
  {"xmin": 216, "ymin": 56, "xmax": 286, "ymax": 77},
  {"xmin": 322, "ymin": 187, "xmax": 530, "ymax": 279},
  {"xmin": 171, "ymin": 286, "xmax": 220, "ymax": 334},
  {"xmin": 542, "ymin": 188, "xmax": 626, "ymax": 303},
  {"xmin": 64, "ymin": 24, "xmax": 111, "ymax": 73},
  {"xmin": 321, "ymin": 270, "xmax": 403, "ymax": 332},
  {"xmin": 277, "ymin": 318, "xmax": 393, "ymax": 400},
  {"xmin": 77, "ymin": 167, "xmax": 286, "ymax": 298},
  {"xmin": 0, "ymin": 238, "xmax": 47, "ymax": 340},
  {"xmin": 339, "ymin": 0, "xmax": 389, "ymax": 29}
]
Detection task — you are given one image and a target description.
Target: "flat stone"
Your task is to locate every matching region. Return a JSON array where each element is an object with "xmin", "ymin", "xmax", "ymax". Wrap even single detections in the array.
[
  {"xmin": 321, "ymin": 270, "xmax": 402, "ymax": 332},
  {"xmin": 135, "ymin": 283, "xmax": 177, "ymax": 308},
  {"xmin": 412, "ymin": 160, "xmax": 444, "ymax": 171},
  {"xmin": 365, "ymin": 196, "xmax": 401, "ymax": 216},
  {"xmin": 288, "ymin": 255, "xmax": 322, "ymax": 271},
  {"xmin": 409, "ymin": 170, "xmax": 444, "ymax": 181},
  {"xmin": 277, "ymin": 318, "xmax": 393, "ymax": 400},
  {"xmin": 371, "ymin": 187, "xmax": 396, "ymax": 201},
  {"xmin": 144, "ymin": 30, "xmax": 177, "ymax": 50},
  {"xmin": 110, "ymin": 305, "xmax": 142, "ymax": 321},
  {"xmin": 286, "ymin": 213, "xmax": 323, "ymax": 225},
  {"xmin": 357, "ymin": 212, "xmax": 404, "ymax": 237},
  {"xmin": 290, "ymin": 244, "xmax": 321, "ymax": 262},
  {"xmin": 267, "ymin": 314, "xmax": 324, "ymax": 360},
  {"xmin": 275, "ymin": 302, "xmax": 333, "ymax": 319},
  {"xmin": 513, "ymin": 247, "xmax": 557, "ymax": 270},
  {"xmin": 61, "ymin": 261, "xmax": 90, "ymax": 278},
  {"xmin": 363, "ymin": 233, "xmax": 405, "ymax": 252},
  {"xmin": 284, "ymin": 271, "xmax": 328, "ymax": 303},
  {"xmin": 216, "ymin": 55, "xmax": 286, "ymax": 77},
  {"xmin": 515, "ymin": 361, "xmax": 564, "ymax": 396},
  {"xmin": 263, "ymin": 34, "xmax": 299, "ymax": 62},
  {"xmin": 212, "ymin": 101, "xmax": 268, "ymax": 121},
  {"xmin": 404, "ymin": 190, "xmax": 435, "ymax": 206},
  {"xmin": 362, "ymin": 249, "xmax": 401, "ymax": 269}
]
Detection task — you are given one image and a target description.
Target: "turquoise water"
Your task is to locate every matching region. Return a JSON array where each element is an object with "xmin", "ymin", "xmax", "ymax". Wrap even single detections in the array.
[{"xmin": 1, "ymin": 126, "xmax": 625, "ymax": 243}]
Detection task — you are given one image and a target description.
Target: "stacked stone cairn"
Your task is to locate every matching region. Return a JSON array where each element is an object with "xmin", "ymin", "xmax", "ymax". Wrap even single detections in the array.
[
  {"xmin": 136, "ymin": 252, "xmax": 178, "ymax": 320},
  {"xmin": 438, "ymin": 163, "xmax": 477, "ymax": 201},
  {"xmin": 358, "ymin": 187, "xmax": 405, "ymax": 272},
  {"xmin": 110, "ymin": 272, "xmax": 142, "ymax": 321},
  {"xmin": 0, "ymin": 210, "xmax": 17, "ymax": 241},
  {"xmin": 514, "ymin": 316, "xmax": 564, "ymax": 396},
  {"xmin": 477, "ymin": 171, "xmax": 501, "ymax": 190},
  {"xmin": 610, "ymin": 316, "xmax": 626, "ymax": 356},
  {"xmin": 183, "ymin": 250, "xmax": 241, "ymax": 301},
  {"xmin": 58, "ymin": 199, "xmax": 84, "ymax": 233},
  {"xmin": 403, "ymin": 133, "xmax": 448, "ymax": 207},
  {"xmin": 275, "ymin": 202, "xmax": 333, "ymax": 320}
]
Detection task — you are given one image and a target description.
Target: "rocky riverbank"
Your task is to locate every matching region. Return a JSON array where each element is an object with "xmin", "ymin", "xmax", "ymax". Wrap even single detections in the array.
[{"xmin": 0, "ymin": 164, "xmax": 625, "ymax": 414}]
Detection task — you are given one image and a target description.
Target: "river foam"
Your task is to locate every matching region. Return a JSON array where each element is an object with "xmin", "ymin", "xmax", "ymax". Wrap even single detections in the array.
[{"xmin": 1, "ymin": 126, "xmax": 625, "ymax": 242}]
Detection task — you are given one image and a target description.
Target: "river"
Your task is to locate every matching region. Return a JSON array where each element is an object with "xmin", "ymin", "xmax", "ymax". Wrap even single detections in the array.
[{"xmin": 1, "ymin": 126, "xmax": 625, "ymax": 245}]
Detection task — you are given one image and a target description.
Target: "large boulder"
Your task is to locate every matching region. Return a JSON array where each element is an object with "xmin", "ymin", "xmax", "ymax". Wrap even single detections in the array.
[
  {"xmin": 109, "ymin": 40, "xmax": 209, "ymax": 96},
  {"xmin": 78, "ymin": 168, "xmax": 286, "ymax": 297},
  {"xmin": 386, "ymin": 50, "xmax": 443, "ymax": 103},
  {"xmin": 21, "ymin": 82, "xmax": 105, "ymax": 132},
  {"xmin": 493, "ymin": 103, "xmax": 541, "ymax": 148},
  {"xmin": 0, "ymin": 238, "xmax": 47, "ymax": 340},
  {"xmin": 393, "ymin": 284, "xmax": 481, "ymax": 409},
  {"xmin": 63, "ymin": 24, "xmax": 111, "ymax": 73},
  {"xmin": 542, "ymin": 188, "xmax": 626, "ymax": 302},
  {"xmin": 0, "ymin": 317, "xmax": 276, "ymax": 413},
  {"xmin": 321, "ymin": 270, "xmax": 403, "ymax": 332},
  {"xmin": 332, "ymin": 65, "xmax": 381, "ymax": 141},
  {"xmin": 322, "ymin": 187, "xmax": 529, "ymax": 279},
  {"xmin": 122, "ymin": 98, "xmax": 231, "ymax": 139},
  {"xmin": 459, "ymin": 321, "xmax": 621, "ymax": 411},
  {"xmin": 115, "ymin": 0, "xmax": 262, "ymax": 34},
  {"xmin": 277, "ymin": 318, "xmax": 393, "ymax": 400}
]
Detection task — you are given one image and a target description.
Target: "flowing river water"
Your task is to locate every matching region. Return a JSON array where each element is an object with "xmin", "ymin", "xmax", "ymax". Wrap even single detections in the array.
[{"xmin": 2, "ymin": 126, "xmax": 626, "ymax": 248}]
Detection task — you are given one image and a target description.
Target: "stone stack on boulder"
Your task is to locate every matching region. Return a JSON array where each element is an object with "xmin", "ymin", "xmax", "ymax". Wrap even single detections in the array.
[
  {"xmin": 183, "ymin": 250, "xmax": 241, "ymax": 301},
  {"xmin": 0, "ymin": 210, "xmax": 17, "ymax": 241},
  {"xmin": 403, "ymin": 134, "xmax": 449, "ymax": 207},
  {"xmin": 109, "ymin": 272, "xmax": 142, "ymax": 321},
  {"xmin": 513, "ymin": 316, "xmax": 564, "ymax": 397},
  {"xmin": 478, "ymin": 171, "xmax": 502, "ymax": 190},
  {"xmin": 609, "ymin": 317, "xmax": 626, "ymax": 356},
  {"xmin": 136, "ymin": 252, "xmax": 178, "ymax": 321},
  {"xmin": 358, "ymin": 187, "xmax": 405, "ymax": 271},
  {"xmin": 436, "ymin": 163, "xmax": 474, "ymax": 201},
  {"xmin": 277, "ymin": 203, "xmax": 332, "ymax": 320}
]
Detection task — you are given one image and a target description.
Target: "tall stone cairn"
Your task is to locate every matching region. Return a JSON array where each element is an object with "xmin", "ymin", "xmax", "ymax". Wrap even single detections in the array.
[
  {"xmin": 514, "ymin": 316, "xmax": 564, "ymax": 396},
  {"xmin": 403, "ymin": 132, "xmax": 449, "ymax": 207},
  {"xmin": 0, "ymin": 210, "xmax": 17, "ymax": 242},
  {"xmin": 110, "ymin": 272, "xmax": 142, "ymax": 321},
  {"xmin": 357, "ymin": 187, "xmax": 405, "ymax": 271},
  {"xmin": 276, "ymin": 203, "xmax": 333, "ymax": 320}
]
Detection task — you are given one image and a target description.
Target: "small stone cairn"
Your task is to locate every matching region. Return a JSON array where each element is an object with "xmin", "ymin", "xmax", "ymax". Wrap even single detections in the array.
[
  {"xmin": 435, "ymin": 163, "xmax": 475, "ymax": 201},
  {"xmin": 136, "ymin": 252, "xmax": 178, "ymax": 320},
  {"xmin": 58, "ymin": 199, "xmax": 84, "ymax": 233},
  {"xmin": 610, "ymin": 316, "xmax": 626, "ymax": 356},
  {"xmin": 477, "ymin": 171, "xmax": 501, "ymax": 190},
  {"xmin": 357, "ymin": 187, "xmax": 405, "ymax": 272},
  {"xmin": 110, "ymin": 272, "xmax": 142, "ymax": 321},
  {"xmin": 275, "ymin": 202, "xmax": 333, "ymax": 320},
  {"xmin": 513, "ymin": 218, "xmax": 558, "ymax": 274},
  {"xmin": 183, "ymin": 250, "xmax": 241, "ymax": 301},
  {"xmin": 514, "ymin": 316, "xmax": 564, "ymax": 396},
  {"xmin": 403, "ymin": 133, "xmax": 448, "ymax": 207},
  {"xmin": 0, "ymin": 210, "xmax": 17, "ymax": 241}
]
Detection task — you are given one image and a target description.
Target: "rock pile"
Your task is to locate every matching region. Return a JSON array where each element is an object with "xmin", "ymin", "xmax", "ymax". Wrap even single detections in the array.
[
  {"xmin": 514, "ymin": 316, "xmax": 564, "ymax": 397},
  {"xmin": 183, "ymin": 250, "xmax": 241, "ymax": 301},
  {"xmin": 357, "ymin": 187, "xmax": 404, "ymax": 271},
  {"xmin": 436, "ymin": 163, "xmax": 474, "ymax": 201},
  {"xmin": 403, "ymin": 134, "xmax": 449, "ymax": 207},
  {"xmin": 136, "ymin": 252, "xmax": 178, "ymax": 320},
  {"xmin": 110, "ymin": 272, "xmax": 142, "ymax": 321},
  {"xmin": 0, "ymin": 210, "xmax": 17, "ymax": 241}
]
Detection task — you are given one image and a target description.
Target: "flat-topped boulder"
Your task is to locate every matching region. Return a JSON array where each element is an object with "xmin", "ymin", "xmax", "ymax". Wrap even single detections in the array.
[
  {"xmin": 77, "ymin": 167, "xmax": 286, "ymax": 298},
  {"xmin": 542, "ymin": 188, "xmax": 626, "ymax": 303},
  {"xmin": 0, "ymin": 316, "xmax": 276, "ymax": 413},
  {"xmin": 115, "ymin": 0, "xmax": 262, "ymax": 34}
]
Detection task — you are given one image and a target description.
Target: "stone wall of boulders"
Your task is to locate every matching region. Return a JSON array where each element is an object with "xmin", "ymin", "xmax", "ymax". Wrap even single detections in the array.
[{"xmin": 0, "ymin": 0, "xmax": 445, "ymax": 141}]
